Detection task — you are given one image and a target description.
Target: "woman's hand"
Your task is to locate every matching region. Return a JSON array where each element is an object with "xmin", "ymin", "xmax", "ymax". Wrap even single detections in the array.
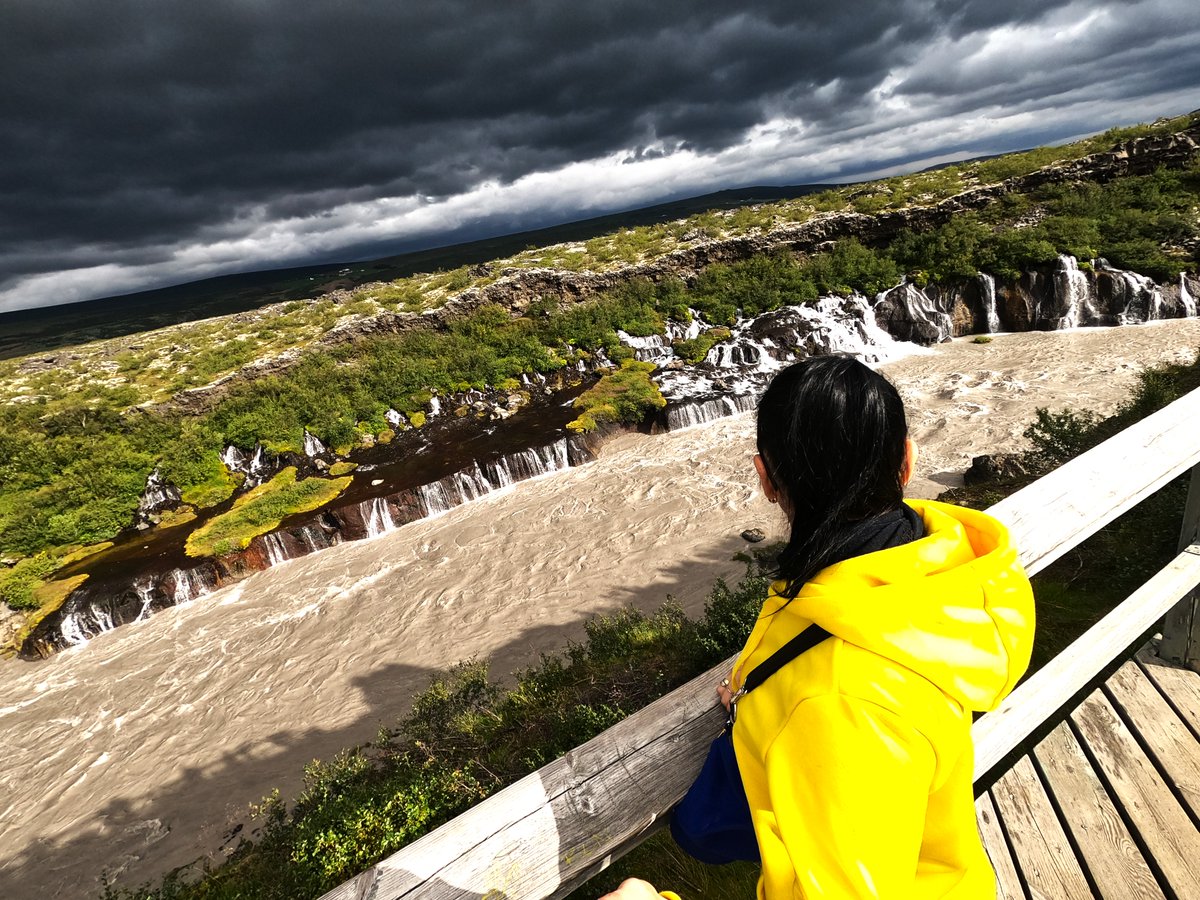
[
  {"xmin": 598, "ymin": 878, "xmax": 664, "ymax": 899},
  {"xmin": 717, "ymin": 677, "xmax": 734, "ymax": 712}
]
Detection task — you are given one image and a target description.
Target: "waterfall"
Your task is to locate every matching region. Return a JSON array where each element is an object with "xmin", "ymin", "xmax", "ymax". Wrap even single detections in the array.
[
  {"xmin": 386, "ymin": 408, "xmax": 405, "ymax": 427},
  {"xmin": 222, "ymin": 444, "xmax": 270, "ymax": 487},
  {"xmin": 418, "ymin": 482, "xmax": 453, "ymax": 518},
  {"xmin": 262, "ymin": 532, "xmax": 289, "ymax": 565},
  {"xmin": 873, "ymin": 282, "xmax": 955, "ymax": 343},
  {"xmin": 618, "ymin": 331, "xmax": 674, "ymax": 364},
  {"xmin": 665, "ymin": 394, "xmax": 758, "ymax": 431},
  {"xmin": 1180, "ymin": 274, "xmax": 1197, "ymax": 318},
  {"xmin": 220, "ymin": 445, "xmax": 246, "ymax": 472},
  {"xmin": 133, "ymin": 577, "xmax": 156, "ymax": 622},
  {"xmin": 365, "ymin": 497, "xmax": 397, "ymax": 537},
  {"xmin": 978, "ymin": 274, "xmax": 1001, "ymax": 333},
  {"xmin": 1050, "ymin": 255, "xmax": 1099, "ymax": 329},
  {"xmin": 303, "ymin": 430, "xmax": 327, "ymax": 458},
  {"xmin": 428, "ymin": 395, "xmax": 442, "ymax": 418},
  {"xmin": 706, "ymin": 341, "xmax": 762, "ymax": 369},
  {"xmin": 167, "ymin": 568, "xmax": 204, "ymax": 604},
  {"xmin": 58, "ymin": 605, "xmax": 116, "ymax": 648},
  {"xmin": 298, "ymin": 524, "xmax": 331, "ymax": 553}
]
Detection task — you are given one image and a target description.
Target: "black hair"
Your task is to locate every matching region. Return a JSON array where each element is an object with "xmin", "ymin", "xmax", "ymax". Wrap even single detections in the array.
[{"xmin": 756, "ymin": 356, "xmax": 909, "ymax": 599}]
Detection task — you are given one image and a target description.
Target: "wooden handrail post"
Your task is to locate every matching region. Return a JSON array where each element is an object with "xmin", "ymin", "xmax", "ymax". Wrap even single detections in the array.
[{"xmin": 1160, "ymin": 463, "xmax": 1200, "ymax": 670}]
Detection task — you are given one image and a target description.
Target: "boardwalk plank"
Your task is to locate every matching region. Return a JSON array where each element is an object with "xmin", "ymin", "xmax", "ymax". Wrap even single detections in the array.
[
  {"xmin": 1033, "ymin": 722, "xmax": 1163, "ymax": 900},
  {"xmin": 1104, "ymin": 661, "xmax": 1200, "ymax": 820},
  {"xmin": 973, "ymin": 545, "xmax": 1200, "ymax": 781},
  {"xmin": 976, "ymin": 793, "xmax": 1028, "ymax": 900},
  {"xmin": 1071, "ymin": 690, "xmax": 1200, "ymax": 897},
  {"xmin": 1137, "ymin": 652, "xmax": 1200, "ymax": 738},
  {"xmin": 991, "ymin": 756, "xmax": 1094, "ymax": 899}
]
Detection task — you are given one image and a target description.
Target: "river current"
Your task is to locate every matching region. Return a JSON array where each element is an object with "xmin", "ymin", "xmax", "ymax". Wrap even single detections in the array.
[{"xmin": 3, "ymin": 319, "xmax": 1200, "ymax": 898}]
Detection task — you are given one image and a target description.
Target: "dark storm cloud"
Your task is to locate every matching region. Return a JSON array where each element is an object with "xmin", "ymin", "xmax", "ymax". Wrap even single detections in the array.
[{"xmin": 0, "ymin": 0, "xmax": 1195, "ymax": 310}]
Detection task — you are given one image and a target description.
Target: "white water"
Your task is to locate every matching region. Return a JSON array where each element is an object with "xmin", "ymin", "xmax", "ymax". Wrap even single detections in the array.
[
  {"xmin": 302, "ymin": 430, "xmax": 327, "ymax": 458},
  {"xmin": 978, "ymin": 274, "xmax": 1001, "ymax": 333},
  {"xmin": 1181, "ymin": 274, "xmax": 1197, "ymax": 318},
  {"xmin": 1052, "ymin": 254, "xmax": 1100, "ymax": 329},
  {"xmin": 3, "ymin": 321, "xmax": 1200, "ymax": 898},
  {"xmin": 364, "ymin": 497, "xmax": 397, "ymax": 538}
]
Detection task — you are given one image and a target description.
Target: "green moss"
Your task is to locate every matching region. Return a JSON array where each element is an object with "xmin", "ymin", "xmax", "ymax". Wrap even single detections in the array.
[
  {"xmin": 566, "ymin": 360, "xmax": 666, "ymax": 433},
  {"xmin": 328, "ymin": 462, "xmax": 358, "ymax": 477},
  {"xmin": 408, "ymin": 411, "xmax": 426, "ymax": 428},
  {"xmin": 185, "ymin": 468, "xmax": 351, "ymax": 557}
]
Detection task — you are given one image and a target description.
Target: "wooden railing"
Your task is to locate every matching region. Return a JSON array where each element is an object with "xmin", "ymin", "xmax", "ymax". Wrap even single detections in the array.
[{"xmin": 319, "ymin": 386, "xmax": 1200, "ymax": 900}]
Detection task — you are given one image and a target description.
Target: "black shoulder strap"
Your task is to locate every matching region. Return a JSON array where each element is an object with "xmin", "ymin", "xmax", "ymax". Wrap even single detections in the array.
[{"xmin": 741, "ymin": 623, "xmax": 833, "ymax": 696}]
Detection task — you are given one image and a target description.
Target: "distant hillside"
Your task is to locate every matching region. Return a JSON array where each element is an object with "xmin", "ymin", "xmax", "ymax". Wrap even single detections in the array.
[{"xmin": 0, "ymin": 183, "xmax": 836, "ymax": 360}]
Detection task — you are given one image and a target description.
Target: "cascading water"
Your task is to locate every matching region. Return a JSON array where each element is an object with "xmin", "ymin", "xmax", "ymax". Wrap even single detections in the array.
[
  {"xmin": 666, "ymin": 394, "xmax": 760, "ymax": 430},
  {"xmin": 364, "ymin": 497, "xmax": 397, "ymax": 538},
  {"xmin": 167, "ymin": 568, "xmax": 204, "ymax": 604},
  {"xmin": 303, "ymin": 430, "xmax": 327, "ymax": 458},
  {"xmin": 657, "ymin": 295, "xmax": 910, "ymax": 431},
  {"xmin": 222, "ymin": 444, "xmax": 270, "ymax": 488},
  {"xmin": 617, "ymin": 331, "xmax": 674, "ymax": 364},
  {"xmin": 262, "ymin": 532, "xmax": 289, "ymax": 566},
  {"xmin": 1179, "ymin": 274, "xmax": 1197, "ymax": 318},
  {"xmin": 133, "ymin": 577, "xmax": 156, "ymax": 622},
  {"xmin": 873, "ymin": 282, "xmax": 955, "ymax": 343},
  {"xmin": 978, "ymin": 274, "xmax": 1002, "ymax": 333},
  {"xmin": 1049, "ymin": 255, "xmax": 1100, "ymax": 329}
]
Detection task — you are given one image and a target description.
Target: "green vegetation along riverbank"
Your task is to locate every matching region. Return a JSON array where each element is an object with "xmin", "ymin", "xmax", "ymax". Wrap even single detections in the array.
[
  {"xmin": 98, "ymin": 352, "xmax": 1200, "ymax": 900},
  {"xmin": 3, "ymin": 112, "xmax": 1199, "ymax": 650}
]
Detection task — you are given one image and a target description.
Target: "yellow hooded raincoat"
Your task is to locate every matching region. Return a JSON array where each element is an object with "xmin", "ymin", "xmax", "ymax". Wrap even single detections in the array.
[{"xmin": 729, "ymin": 499, "xmax": 1035, "ymax": 899}]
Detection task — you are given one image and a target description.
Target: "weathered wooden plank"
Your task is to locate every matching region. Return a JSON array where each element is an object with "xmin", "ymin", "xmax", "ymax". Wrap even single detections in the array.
[
  {"xmin": 317, "ymin": 659, "xmax": 730, "ymax": 900},
  {"xmin": 990, "ymin": 386, "xmax": 1200, "ymax": 578},
  {"xmin": 976, "ymin": 792, "xmax": 1028, "ymax": 900},
  {"xmin": 1160, "ymin": 464, "xmax": 1200, "ymax": 666},
  {"xmin": 1071, "ymin": 690, "xmax": 1200, "ymax": 896},
  {"xmin": 1137, "ymin": 652, "xmax": 1200, "ymax": 737},
  {"xmin": 1032, "ymin": 722, "xmax": 1163, "ymax": 900},
  {"xmin": 991, "ymin": 755, "xmax": 1094, "ymax": 899},
  {"xmin": 1104, "ymin": 661, "xmax": 1200, "ymax": 819},
  {"xmin": 973, "ymin": 544, "xmax": 1200, "ymax": 780}
]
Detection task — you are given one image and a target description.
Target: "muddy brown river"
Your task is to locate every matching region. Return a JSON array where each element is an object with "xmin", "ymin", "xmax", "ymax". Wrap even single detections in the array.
[{"xmin": 3, "ymin": 320, "xmax": 1200, "ymax": 898}]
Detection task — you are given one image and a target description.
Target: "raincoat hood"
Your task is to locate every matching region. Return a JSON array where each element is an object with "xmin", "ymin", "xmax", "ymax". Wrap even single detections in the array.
[{"xmin": 786, "ymin": 499, "xmax": 1034, "ymax": 711}]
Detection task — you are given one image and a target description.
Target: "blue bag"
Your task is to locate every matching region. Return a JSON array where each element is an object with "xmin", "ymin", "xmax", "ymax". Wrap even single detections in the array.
[
  {"xmin": 670, "ymin": 728, "xmax": 760, "ymax": 863},
  {"xmin": 670, "ymin": 623, "xmax": 832, "ymax": 865}
]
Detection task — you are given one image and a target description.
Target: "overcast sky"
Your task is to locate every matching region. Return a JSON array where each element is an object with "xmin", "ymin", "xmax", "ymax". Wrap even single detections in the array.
[{"xmin": 1, "ymin": 0, "xmax": 1197, "ymax": 314}]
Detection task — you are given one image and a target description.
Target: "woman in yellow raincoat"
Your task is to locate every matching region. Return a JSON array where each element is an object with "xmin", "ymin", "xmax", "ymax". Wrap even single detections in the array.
[{"xmin": 602, "ymin": 357, "xmax": 1035, "ymax": 899}]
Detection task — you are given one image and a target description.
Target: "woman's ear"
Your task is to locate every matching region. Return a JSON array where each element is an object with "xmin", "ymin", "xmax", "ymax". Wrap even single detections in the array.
[
  {"xmin": 753, "ymin": 454, "xmax": 779, "ymax": 504},
  {"xmin": 901, "ymin": 438, "xmax": 918, "ymax": 487}
]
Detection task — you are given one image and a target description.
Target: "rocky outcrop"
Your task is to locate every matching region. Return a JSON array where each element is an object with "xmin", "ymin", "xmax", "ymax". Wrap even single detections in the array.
[{"xmin": 964, "ymin": 453, "xmax": 1037, "ymax": 486}]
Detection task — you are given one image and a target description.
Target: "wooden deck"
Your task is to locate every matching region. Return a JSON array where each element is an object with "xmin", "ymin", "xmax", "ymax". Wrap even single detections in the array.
[{"xmin": 979, "ymin": 649, "xmax": 1200, "ymax": 900}]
